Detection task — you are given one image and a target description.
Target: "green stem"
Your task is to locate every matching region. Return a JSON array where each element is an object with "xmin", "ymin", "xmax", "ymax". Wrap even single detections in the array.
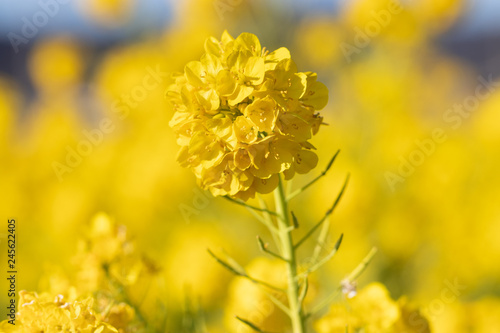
[{"xmin": 274, "ymin": 176, "xmax": 306, "ymax": 333}]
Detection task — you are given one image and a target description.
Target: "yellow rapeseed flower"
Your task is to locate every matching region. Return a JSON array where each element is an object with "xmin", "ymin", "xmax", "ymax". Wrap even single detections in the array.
[
  {"xmin": 167, "ymin": 31, "xmax": 328, "ymax": 200},
  {"xmin": 0, "ymin": 291, "xmax": 118, "ymax": 333}
]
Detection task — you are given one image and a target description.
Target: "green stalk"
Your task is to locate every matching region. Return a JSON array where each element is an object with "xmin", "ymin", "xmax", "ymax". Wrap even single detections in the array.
[{"xmin": 274, "ymin": 176, "xmax": 306, "ymax": 333}]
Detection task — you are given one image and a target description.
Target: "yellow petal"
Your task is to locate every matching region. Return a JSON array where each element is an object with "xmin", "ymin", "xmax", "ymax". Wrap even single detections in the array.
[
  {"xmin": 283, "ymin": 165, "xmax": 295, "ymax": 180},
  {"xmin": 288, "ymin": 72, "xmax": 308, "ymax": 99},
  {"xmin": 235, "ymin": 32, "xmax": 261, "ymax": 55},
  {"xmin": 206, "ymin": 117, "xmax": 233, "ymax": 141},
  {"xmin": 201, "ymin": 53, "xmax": 222, "ymax": 77},
  {"xmin": 234, "ymin": 116, "xmax": 257, "ymax": 143},
  {"xmin": 176, "ymin": 145, "xmax": 192, "ymax": 168},
  {"xmin": 293, "ymin": 150, "xmax": 318, "ymax": 174},
  {"xmin": 205, "ymin": 36, "xmax": 222, "ymax": 56},
  {"xmin": 277, "ymin": 112, "xmax": 312, "ymax": 142},
  {"xmin": 253, "ymin": 174, "xmax": 279, "ymax": 194},
  {"xmin": 245, "ymin": 96, "xmax": 277, "ymax": 133},
  {"xmin": 221, "ymin": 30, "xmax": 235, "ymax": 46},
  {"xmin": 244, "ymin": 56, "xmax": 265, "ymax": 85},
  {"xmin": 234, "ymin": 148, "xmax": 252, "ymax": 170},
  {"xmin": 188, "ymin": 132, "xmax": 224, "ymax": 167},
  {"xmin": 184, "ymin": 61, "xmax": 204, "ymax": 87},
  {"xmin": 196, "ymin": 88, "xmax": 220, "ymax": 111},
  {"xmin": 265, "ymin": 47, "xmax": 291, "ymax": 71},
  {"xmin": 216, "ymin": 70, "xmax": 237, "ymax": 96},
  {"xmin": 274, "ymin": 59, "xmax": 297, "ymax": 90},
  {"xmin": 301, "ymin": 81, "xmax": 329, "ymax": 110},
  {"xmin": 228, "ymin": 85, "xmax": 254, "ymax": 106}
]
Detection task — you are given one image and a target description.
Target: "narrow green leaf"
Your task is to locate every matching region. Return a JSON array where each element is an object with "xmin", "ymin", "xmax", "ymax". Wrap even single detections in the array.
[
  {"xmin": 287, "ymin": 150, "xmax": 340, "ymax": 201},
  {"xmin": 257, "ymin": 236, "xmax": 288, "ymax": 262},
  {"xmin": 345, "ymin": 247, "xmax": 378, "ymax": 282},
  {"xmin": 305, "ymin": 246, "xmax": 378, "ymax": 319},
  {"xmin": 207, "ymin": 249, "xmax": 245, "ymax": 277},
  {"xmin": 207, "ymin": 249, "xmax": 285, "ymax": 292},
  {"xmin": 295, "ymin": 174, "xmax": 349, "ymax": 249},
  {"xmin": 298, "ymin": 277, "xmax": 309, "ymax": 307},
  {"xmin": 291, "ymin": 211, "xmax": 299, "ymax": 229},
  {"xmin": 223, "ymin": 195, "xmax": 279, "ymax": 217},
  {"xmin": 236, "ymin": 316, "xmax": 265, "ymax": 332},
  {"xmin": 297, "ymin": 233, "xmax": 343, "ymax": 278},
  {"xmin": 257, "ymin": 235, "xmax": 267, "ymax": 252}
]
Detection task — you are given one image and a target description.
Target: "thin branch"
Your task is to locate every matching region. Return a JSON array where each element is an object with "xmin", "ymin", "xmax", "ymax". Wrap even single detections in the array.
[
  {"xmin": 257, "ymin": 236, "xmax": 288, "ymax": 262},
  {"xmin": 304, "ymin": 287, "xmax": 341, "ymax": 320},
  {"xmin": 296, "ymin": 234, "xmax": 343, "ymax": 279},
  {"xmin": 287, "ymin": 150, "xmax": 340, "ymax": 201},
  {"xmin": 258, "ymin": 195, "xmax": 281, "ymax": 247},
  {"xmin": 286, "ymin": 178, "xmax": 294, "ymax": 198},
  {"xmin": 223, "ymin": 195, "xmax": 279, "ymax": 217},
  {"xmin": 207, "ymin": 249, "xmax": 285, "ymax": 292},
  {"xmin": 245, "ymin": 205, "xmax": 280, "ymax": 235},
  {"xmin": 304, "ymin": 247, "xmax": 378, "ymax": 319},
  {"xmin": 235, "ymin": 316, "xmax": 265, "ymax": 332},
  {"xmin": 298, "ymin": 277, "xmax": 309, "ymax": 308},
  {"xmin": 310, "ymin": 217, "xmax": 331, "ymax": 265},
  {"xmin": 207, "ymin": 249, "xmax": 245, "ymax": 276},
  {"xmin": 294, "ymin": 174, "xmax": 350, "ymax": 249},
  {"xmin": 345, "ymin": 247, "xmax": 378, "ymax": 282},
  {"xmin": 261, "ymin": 290, "xmax": 291, "ymax": 317}
]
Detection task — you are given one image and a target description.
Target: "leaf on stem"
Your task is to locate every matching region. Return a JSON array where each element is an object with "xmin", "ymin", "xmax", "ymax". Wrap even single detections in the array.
[
  {"xmin": 297, "ymin": 233, "xmax": 343, "ymax": 279},
  {"xmin": 291, "ymin": 211, "xmax": 299, "ymax": 229},
  {"xmin": 235, "ymin": 316, "xmax": 266, "ymax": 332},
  {"xmin": 345, "ymin": 247, "xmax": 378, "ymax": 282},
  {"xmin": 207, "ymin": 248, "xmax": 285, "ymax": 292},
  {"xmin": 257, "ymin": 236, "xmax": 288, "ymax": 262},
  {"xmin": 298, "ymin": 276, "xmax": 309, "ymax": 307},
  {"xmin": 304, "ymin": 246, "xmax": 378, "ymax": 319},
  {"xmin": 310, "ymin": 217, "xmax": 331, "ymax": 265},
  {"xmin": 207, "ymin": 248, "xmax": 245, "ymax": 277},
  {"xmin": 294, "ymin": 174, "xmax": 349, "ymax": 249},
  {"xmin": 287, "ymin": 150, "xmax": 340, "ymax": 201},
  {"xmin": 223, "ymin": 195, "xmax": 279, "ymax": 217}
]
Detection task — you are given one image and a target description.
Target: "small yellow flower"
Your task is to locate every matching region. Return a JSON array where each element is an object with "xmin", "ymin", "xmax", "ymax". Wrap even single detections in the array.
[{"xmin": 167, "ymin": 31, "xmax": 328, "ymax": 200}]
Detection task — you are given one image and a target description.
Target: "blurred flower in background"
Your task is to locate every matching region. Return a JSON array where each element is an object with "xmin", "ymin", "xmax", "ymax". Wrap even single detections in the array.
[{"xmin": 1, "ymin": 0, "xmax": 500, "ymax": 331}]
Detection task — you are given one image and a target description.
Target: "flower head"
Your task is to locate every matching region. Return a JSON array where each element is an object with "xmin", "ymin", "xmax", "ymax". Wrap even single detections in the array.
[{"xmin": 167, "ymin": 31, "xmax": 328, "ymax": 200}]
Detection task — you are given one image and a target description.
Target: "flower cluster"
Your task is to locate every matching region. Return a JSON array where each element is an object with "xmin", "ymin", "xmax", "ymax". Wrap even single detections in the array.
[
  {"xmin": 315, "ymin": 283, "xmax": 430, "ymax": 333},
  {"xmin": 0, "ymin": 213, "xmax": 161, "ymax": 333},
  {"xmin": 0, "ymin": 291, "xmax": 119, "ymax": 333},
  {"xmin": 167, "ymin": 31, "xmax": 328, "ymax": 200}
]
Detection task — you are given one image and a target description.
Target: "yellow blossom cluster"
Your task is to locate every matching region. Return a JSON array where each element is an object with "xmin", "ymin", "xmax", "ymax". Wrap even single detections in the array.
[
  {"xmin": 0, "ymin": 214, "xmax": 161, "ymax": 333},
  {"xmin": 315, "ymin": 283, "xmax": 430, "ymax": 333},
  {"xmin": 167, "ymin": 31, "xmax": 328, "ymax": 200},
  {"xmin": 0, "ymin": 292, "xmax": 119, "ymax": 333}
]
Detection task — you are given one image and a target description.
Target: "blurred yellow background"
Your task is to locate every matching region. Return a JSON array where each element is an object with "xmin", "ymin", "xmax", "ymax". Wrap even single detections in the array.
[{"xmin": 1, "ymin": 0, "xmax": 500, "ymax": 331}]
